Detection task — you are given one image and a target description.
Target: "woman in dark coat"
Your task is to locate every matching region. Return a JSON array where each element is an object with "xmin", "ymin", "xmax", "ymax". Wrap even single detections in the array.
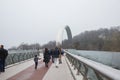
[{"xmin": 43, "ymin": 48, "xmax": 50, "ymax": 67}]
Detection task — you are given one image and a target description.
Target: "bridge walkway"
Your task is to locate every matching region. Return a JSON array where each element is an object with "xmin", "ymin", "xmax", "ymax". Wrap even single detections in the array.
[{"xmin": 0, "ymin": 56, "xmax": 76, "ymax": 80}]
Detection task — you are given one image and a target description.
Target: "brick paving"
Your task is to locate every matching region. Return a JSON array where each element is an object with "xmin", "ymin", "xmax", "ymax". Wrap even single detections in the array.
[{"xmin": 7, "ymin": 61, "xmax": 52, "ymax": 80}]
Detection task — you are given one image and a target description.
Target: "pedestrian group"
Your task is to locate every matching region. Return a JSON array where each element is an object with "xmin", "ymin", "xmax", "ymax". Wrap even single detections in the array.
[
  {"xmin": 0, "ymin": 44, "xmax": 64, "ymax": 73},
  {"xmin": 34, "ymin": 47, "xmax": 64, "ymax": 69}
]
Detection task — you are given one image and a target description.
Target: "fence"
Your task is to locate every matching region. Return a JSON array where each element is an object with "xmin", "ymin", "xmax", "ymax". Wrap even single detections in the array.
[
  {"xmin": 65, "ymin": 50, "xmax": 120, "ymax": 80},
  {"xmin": 5, "ymin": 50, "xmax": 40, "ymax": 66}
]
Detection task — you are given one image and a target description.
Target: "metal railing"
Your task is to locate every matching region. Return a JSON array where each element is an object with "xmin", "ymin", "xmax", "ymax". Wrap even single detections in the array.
[
  {"xmin": 65, "ymin": 50, "xmax": 120, "ymax": 80},
  {"xmin": 5, "ymin": 50, "xmax": 40, "ymax": 66}
]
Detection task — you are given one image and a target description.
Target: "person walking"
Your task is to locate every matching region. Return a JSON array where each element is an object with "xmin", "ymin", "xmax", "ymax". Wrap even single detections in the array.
[
  {"xmin": 34, "ymin": 55, "xmax": 40, "ymax": 69},
  {"xmin": 50, "ymin": 49, "xmax": 55, "ymax": 63},
  {"xmin": 58, "ymin": 48, "xmax": 62, "ymax": 64},
  {"xmin": 0, "ymin": 45, "xmax": 8, "ymax": 72},
  {"xmin": 54, "ymin": 47, "xmax": 60, "ymax": 68},
  {"xmin": 59, "ymin": 48, "xmax": 64, "ymax": 64},
  {"xmin": 43, "ymin": 48, "xmax": 50, "ymax": 67}
]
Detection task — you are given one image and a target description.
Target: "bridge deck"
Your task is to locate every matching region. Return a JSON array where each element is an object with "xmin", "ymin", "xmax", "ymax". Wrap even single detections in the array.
[
  {"xmin": 0, "ymin": 56, "xmax": 75, "ymax": 80},
  {"xmin": 43, "ymin": 56, "xmax": 74, "ymax": 80}
]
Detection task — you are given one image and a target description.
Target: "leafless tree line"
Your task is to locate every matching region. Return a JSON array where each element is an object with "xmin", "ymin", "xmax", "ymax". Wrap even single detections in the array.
[{"xmin": 9, "ymin": 26, "xmax": 120, "ymax": 52}]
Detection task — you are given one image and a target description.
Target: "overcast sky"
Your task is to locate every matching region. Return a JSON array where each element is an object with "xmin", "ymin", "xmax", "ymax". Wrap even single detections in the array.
[{"xmin": 0, "ymin": 0, "xmax": 120, "ymax": 49}]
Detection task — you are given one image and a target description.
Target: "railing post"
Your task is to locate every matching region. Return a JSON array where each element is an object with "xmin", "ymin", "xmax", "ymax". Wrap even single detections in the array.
[{"xmin": 76, "ymin": 62, "xmax": 81, "ymax": 75}]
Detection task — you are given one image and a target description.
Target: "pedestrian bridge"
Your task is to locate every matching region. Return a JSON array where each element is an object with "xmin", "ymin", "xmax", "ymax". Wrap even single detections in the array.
[
  {"xmin": 1, "ymin": 25, "xmax": 120, "ymax": 80},
  {"xmin": 0, "ymin": 49, "xmax": 120, "ymax": 80}
]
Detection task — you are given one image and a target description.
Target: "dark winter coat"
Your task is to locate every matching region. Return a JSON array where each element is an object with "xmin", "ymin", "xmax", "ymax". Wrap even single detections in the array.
[
  {"xmin": 43, "ymin": 51, "xmax": 50, "ymax": 63},
  {"xmin": 0, "ymin": 48, "xmax": 8, "ymax": 60},
  {"xmin": 54, "ymin": 48, "xmax": 60, "ymax": 58}
]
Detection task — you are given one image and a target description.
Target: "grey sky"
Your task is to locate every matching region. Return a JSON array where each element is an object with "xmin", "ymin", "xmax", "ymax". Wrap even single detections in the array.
[{"xmin": 0, "ymin": 0, "xmax": 120, "ymax": 49}]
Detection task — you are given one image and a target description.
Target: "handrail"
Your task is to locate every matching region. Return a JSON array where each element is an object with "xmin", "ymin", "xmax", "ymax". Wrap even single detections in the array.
[
  {"xmin": 5, "ymin": 50, "xmax": 40, "ymax": 67},
  {"xmin": 65, "ymin": 50, "xmax": 120, "ymax": 80}
]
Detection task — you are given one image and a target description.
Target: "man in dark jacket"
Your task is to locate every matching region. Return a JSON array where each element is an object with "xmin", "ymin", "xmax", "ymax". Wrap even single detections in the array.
[
  {"xmin": 0, "ymin": 45, "xmax": 8, "ymax": 72},
  {"xmin": 54, "ymin": 47, "xmax": 60, "ymax": 68},
  {"xmin": 50, "ymin": 49, "xmax": 55, "ymax": 63}
]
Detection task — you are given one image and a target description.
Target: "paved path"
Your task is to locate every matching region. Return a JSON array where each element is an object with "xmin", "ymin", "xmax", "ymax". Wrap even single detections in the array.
[
  {"xmin": 0, "ymin": 56, "xmax": 74, "ymax": 80},
  {"xmin": 0, "ymin": 58, "xmax": 51, "ymax": 80},
  {"xmin": 0, "ymin": 59, "xmax": 35, "ymax": 80},
  {"xmin": 8, "ymin": 61, "xmax": 52, "ymax": 80},
  {"xmin": 43, "ymin": 56, "xmax": 74, "ymax": 80}
]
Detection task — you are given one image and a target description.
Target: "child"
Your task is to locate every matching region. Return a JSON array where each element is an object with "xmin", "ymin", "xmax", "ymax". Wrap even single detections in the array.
[{"xmin": 34, "ymin": 55, "xmax": 40, "ymax": 69}]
